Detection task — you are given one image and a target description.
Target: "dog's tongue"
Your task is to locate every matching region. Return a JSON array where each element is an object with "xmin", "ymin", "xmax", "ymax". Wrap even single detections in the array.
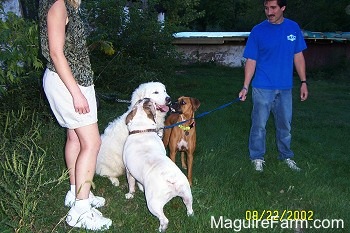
[{"xmin": 158, "ymin": 105, "xmax": 169, "ymax": 112}]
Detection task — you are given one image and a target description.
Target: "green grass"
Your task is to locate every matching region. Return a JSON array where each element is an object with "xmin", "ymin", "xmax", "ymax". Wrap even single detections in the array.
[{"xmin": 3, "ymin": 64, "xmax": 350, "ymax": 232}]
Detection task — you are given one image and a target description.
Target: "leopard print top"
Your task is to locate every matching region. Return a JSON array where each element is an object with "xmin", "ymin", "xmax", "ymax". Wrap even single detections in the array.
[{"xmin": 39, "ymin": 0, "xmax": 94, "ymax": 86}]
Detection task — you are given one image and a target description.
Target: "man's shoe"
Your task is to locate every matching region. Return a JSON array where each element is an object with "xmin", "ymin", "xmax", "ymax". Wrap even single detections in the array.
[
  {"xmin": 65, "ymin": 190, "xmax": 106, "ymax": 208},
  {"xmin": 252, "ymin": 159, "xmax": 265, "ymax": 172},
  {"xmin": 284, "ymin": 158, "xmax": 301, "ymax": 171},
  {"xmin": 66, "ymin": 207, "xmax": 112, "ymax": 231}
]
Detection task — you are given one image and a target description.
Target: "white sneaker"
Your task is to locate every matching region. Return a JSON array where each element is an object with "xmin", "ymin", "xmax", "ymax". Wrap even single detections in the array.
[
  {"xmin": 284, "ymin": 159, "xmax": 301, "ymax": 171},
  {"xmin": 66, "ymin": 207, "xmax": 112, "ymax": 231},
  {"xmin": 65, "ymin": 190, "xmax": 106, "ymax": 208},
  {"xmin": 252, "ymin": 159, "xmax": 265, "ymax": 172}
]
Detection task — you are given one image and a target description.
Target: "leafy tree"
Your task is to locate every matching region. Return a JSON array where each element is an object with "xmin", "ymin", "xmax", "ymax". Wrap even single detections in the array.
[
  {"xmin": 287, "ymin": 0, "xmax": 350, "ymax": 31},
  {"xmin": 83, "ymin": 0, "xmax": 203, "ymax": 94},
  {"xmin": 191, "ymin": 0, "xmax": 247, "ymax": 31},
  {"xmin": 0, "ymin": 10, "xmax": 43, "ymax": 95},
  {"xmin": 19, "ymin": 0, "xmax": 38, "ymax": 20},
  {"xmin": 156, "ymin": 0, "xmax": 204, "ymax": 27},
  {"xmin": 190, "ymin": 0, "xmax": 350, "ymax": 31}
]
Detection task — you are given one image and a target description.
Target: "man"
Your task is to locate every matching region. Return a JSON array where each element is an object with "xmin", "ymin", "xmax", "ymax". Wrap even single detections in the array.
[{"xmin": 239, "ymin": 0, "xmax": 308, "ymax": 172}]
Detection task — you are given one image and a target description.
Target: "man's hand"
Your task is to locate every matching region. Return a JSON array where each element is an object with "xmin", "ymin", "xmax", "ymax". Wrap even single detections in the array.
[
  {"xmin": 300, "ymin": 83, "xmax": 308, "ymax": 101},
  {"xmin": 239, "ymin": 87, "xmax": 248, "ymax": 101}
]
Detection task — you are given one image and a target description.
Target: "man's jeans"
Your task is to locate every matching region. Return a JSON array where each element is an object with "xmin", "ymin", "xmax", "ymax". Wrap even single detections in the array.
[{"xmin": 249, "ymin": 88, "xmax": 294, "ymax": 160}]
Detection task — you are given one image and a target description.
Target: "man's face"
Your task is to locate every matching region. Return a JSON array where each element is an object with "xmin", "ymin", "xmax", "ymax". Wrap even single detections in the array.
[{"xmin": 264, "ymin": 0, "xmax": 285, "ymax": 24}]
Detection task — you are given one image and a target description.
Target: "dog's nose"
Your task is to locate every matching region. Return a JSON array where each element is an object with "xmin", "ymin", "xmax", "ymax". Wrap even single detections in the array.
[{"xmin": 166, "ymin": 97, "xmax": 171, "ymax": 105}]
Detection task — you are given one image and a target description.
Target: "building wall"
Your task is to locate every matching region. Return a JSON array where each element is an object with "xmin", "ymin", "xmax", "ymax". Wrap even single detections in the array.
[
  {"xmin": 174, "ymin": 40, "xmax": 350, "ymax": 70},
  {"xmin": 175, "ymin": 43, "xmax": 246, "ymax": 67},
  {"xmin": 304, "ymin": 42, "xmax": 350, "ymax": 69}
]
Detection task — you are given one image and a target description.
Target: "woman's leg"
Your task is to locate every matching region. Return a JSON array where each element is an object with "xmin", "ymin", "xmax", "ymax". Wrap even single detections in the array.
[
  {"xmin": 65, "ymin": 129, "xmax": 80, "ymax": 187},
  {"xmin": 66, "ymin": 123, "xmax": 101, "ymax": 200},
  {"xmin": 65, "ymin": 123, "xmax": 112, "ymax": 230}
]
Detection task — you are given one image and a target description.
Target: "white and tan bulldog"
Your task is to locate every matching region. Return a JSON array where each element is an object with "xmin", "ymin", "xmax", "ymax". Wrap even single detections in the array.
[{"xmin": 123, "ymin": 98, "xmax": 194, "ymax": 232}]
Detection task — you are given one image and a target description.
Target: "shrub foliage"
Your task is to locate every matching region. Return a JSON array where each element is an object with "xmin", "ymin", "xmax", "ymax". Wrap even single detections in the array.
[
  {"xmin": 0, "ymin": 108, "xmax": 67, "ymax": 232},
  {"xmin": 0, "ymin": 10, "xmax": 43, "ymax": 95}
]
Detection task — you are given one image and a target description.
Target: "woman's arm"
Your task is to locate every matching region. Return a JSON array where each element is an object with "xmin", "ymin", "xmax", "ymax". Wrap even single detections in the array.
[{"xmin": 47, "ymin": 0, "xmax": 89, "ymax": 114}]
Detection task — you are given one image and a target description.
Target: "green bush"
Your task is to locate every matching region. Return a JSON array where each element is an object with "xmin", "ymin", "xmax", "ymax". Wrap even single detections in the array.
[
  {"xmin": 0, "ymin": 9, "xmax": 47, "ymax": 116},
  {"xmin": 85, "ymin": 0, "xmax": 184, "ymax": 94},
  {"xmin": 0, "ymin": 10, "xmax": 43, "ymax": 95}
]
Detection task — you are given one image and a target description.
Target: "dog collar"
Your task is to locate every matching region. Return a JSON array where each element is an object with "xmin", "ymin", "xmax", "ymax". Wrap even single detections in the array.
[
  {"xmin": 178, "ymin": 125, "xmax": 190, "ymax": 131},
  {"xmin": 178, "ymin": 121, "xmax": 195, "ymax": 132},
  {"xmin": 129, "ymin": 129, "xmax": 157, "ymax": 135}
]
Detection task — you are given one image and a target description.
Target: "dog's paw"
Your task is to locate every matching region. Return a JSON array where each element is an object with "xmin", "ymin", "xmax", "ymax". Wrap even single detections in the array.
[
  {"xmin": 158, "ymin": 221, "xmax": 169, "ymax": 232},
  {"xmin": 187, "ymin": 210, "xmax": 194, "ymax": 217},
  {"xmin": 109, "ymin": 177, "xmax": 120, "ymax": 186},
  {"xmin": 125, "ymin": 193, "xmax": 134, "ymax": 199}
]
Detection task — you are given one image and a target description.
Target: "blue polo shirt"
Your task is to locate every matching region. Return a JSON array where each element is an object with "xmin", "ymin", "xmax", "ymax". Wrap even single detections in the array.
[{"xmin": 243, "ymin": 18, "xmax": 307, "ymax": 89}]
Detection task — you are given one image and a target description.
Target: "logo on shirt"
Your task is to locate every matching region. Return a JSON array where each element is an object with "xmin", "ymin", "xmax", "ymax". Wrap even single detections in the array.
[{"xmin": 287, "ymin": 34, "xmax": 296, "ymax": 42}]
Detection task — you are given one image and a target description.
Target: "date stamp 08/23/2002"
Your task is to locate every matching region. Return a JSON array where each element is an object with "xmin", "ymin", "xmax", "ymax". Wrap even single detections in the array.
[{"xmin": 210, "ymin": 210, "xmax": 345, "ymax": 231}]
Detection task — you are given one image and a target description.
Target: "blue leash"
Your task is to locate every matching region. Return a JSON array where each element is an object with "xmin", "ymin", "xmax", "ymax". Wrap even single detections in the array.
[{"xmin": 163, "ymin": 97, "xmax": 241, "ymax": 129}]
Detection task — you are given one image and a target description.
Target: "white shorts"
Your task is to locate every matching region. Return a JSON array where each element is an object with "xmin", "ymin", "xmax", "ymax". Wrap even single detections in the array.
[{"xmin": 43, "ymin": 68, "xmax": 98, "ymax": 129}]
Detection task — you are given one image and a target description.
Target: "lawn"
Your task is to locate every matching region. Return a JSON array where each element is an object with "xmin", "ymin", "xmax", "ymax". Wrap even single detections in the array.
[{"xmin": 1, "ymin": 64, "xmax": 349, "ymax": 232}]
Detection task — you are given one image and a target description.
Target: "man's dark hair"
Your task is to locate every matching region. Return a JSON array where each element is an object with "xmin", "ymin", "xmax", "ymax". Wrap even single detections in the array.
[{"xmin": 264, "ymin": 0, "xmax": 287, "ymax": 8}]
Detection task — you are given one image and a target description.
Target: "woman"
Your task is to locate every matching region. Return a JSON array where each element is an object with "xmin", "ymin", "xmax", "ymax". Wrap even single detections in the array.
[{"xmin": 39, "ymin": 0, "xmax": 112, "ymax": 230}]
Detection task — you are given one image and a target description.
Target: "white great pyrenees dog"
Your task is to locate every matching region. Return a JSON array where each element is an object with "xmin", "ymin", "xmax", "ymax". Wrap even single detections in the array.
[
  {"xmin": 124, "ymin": 98, "xmax": 193, "ymax": 232},
  {"xmin": 96, "ymin": 82, "xmax": 170, "ymax": 186}
]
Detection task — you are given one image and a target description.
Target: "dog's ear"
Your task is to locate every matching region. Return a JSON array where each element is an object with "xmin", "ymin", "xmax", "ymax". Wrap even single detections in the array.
[
  {"xmin": 143, "ymin": 99, "xmax": 156, "ymax": 123},
  {"xmin": 190, "ymin": 98, "xmax": 200, "ymax": 111},
  {"xmin": 126, "ymin": 108, "xmax": 137, "ymax": 125},
  {"xmin": 145, "ymin": 107, "xmax": 156, "ymax": 122}
]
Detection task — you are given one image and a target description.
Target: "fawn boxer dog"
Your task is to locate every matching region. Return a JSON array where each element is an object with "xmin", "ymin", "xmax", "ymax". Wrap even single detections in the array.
[
  {"xmin": 163, "ymin": 96, "xmax": 200, "ymax": 186},
  {"xmin": 123, "ymin": 98, "xmax": 194, "ymax": 232}
]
